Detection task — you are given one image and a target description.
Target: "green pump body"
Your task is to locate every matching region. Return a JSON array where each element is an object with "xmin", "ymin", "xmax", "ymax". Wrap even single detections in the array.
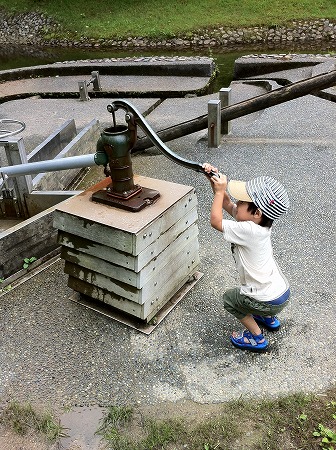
[{"xmin": 96, "ymin": 124, "xmax": 140, "ymax": 199}]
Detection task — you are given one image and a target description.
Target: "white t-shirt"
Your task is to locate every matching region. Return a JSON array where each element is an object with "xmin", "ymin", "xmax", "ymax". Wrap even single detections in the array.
[{"xmin": 222, "ymin": 219, "xmax": 288, "ymax": 301}]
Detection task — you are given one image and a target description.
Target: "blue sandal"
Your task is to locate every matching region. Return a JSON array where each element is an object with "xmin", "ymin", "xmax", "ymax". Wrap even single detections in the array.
[
  {"xmin": 253, "ymin": 315, "xmax": 280, "ymax": 331},
  {"xmin": 230, "ymin": 330, "xmax": 268, "ymax": 352}
]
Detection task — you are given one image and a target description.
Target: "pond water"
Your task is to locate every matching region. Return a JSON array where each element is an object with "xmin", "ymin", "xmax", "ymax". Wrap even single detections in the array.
[{"xmin": 0, "ymin": 45, "xmax": 330, "ymax": 91}]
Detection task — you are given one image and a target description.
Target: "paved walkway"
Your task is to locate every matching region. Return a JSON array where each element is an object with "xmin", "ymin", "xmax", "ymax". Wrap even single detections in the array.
[{"xmin": 0, "ymin": 55, "xmax": 335, "ymax": 448}]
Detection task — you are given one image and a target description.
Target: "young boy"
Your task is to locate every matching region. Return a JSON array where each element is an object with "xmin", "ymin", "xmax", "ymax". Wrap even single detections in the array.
[{"xmin": 203, "ymin": 164, "xmax": 290, "ymax": 352}]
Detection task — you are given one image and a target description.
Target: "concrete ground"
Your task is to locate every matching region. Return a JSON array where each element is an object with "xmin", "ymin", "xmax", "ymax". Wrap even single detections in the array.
[{"xmin": 0, "ymin": 55, "xmax": 335, "ymax": 448}]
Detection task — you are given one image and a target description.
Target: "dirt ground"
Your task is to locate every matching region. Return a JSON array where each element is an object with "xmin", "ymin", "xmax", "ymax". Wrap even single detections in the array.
[
  {"xmin": 0, "ymin": 400, "xmax": 232, "ymax": 450},
  {"xmin": 0, "ymin": 428, "xmax": 54, "ymax": 450}
]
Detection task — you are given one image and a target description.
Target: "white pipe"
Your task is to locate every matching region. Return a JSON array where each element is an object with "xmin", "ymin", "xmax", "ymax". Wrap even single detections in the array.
[{"xmin": 1, "ymin": 153, "xmax": 97, "ymax": 177}]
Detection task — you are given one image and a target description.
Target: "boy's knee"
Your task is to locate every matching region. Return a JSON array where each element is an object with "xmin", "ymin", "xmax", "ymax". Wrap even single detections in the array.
[
  {"xmin": 223, "ymin": 288, "xmax": 238, "ymax": 312},
  {"xmin": 223, "ymin": 288, "xmax": 250, "ymax": 320}
]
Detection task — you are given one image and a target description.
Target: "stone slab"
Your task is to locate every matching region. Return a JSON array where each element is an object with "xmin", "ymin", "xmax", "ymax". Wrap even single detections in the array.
[
  {"xmin": 0, "ymin": 98, "xmax": 160, "ymax": 154},
  {"xmin": 0, "ymin": 75, "xmax": 212, "ymax": 97},
  {"xmin": 0, "ymin": 57, "xmax": 215, "ymax": 82}
]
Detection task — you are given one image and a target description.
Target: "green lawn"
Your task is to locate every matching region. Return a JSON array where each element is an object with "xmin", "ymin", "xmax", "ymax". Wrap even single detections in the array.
[{"xmin": 0, "ymin": 0, "xmax": 335, "ymax": 40}]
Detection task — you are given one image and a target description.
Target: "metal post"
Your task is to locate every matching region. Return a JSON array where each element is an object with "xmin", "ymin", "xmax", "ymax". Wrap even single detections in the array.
[
  {"xmin": 208, "ymin": 100, "xmax": 221, "ymax": 148},
  {"xmin": 219, "ymin": 88, "xmax": 232, "ymax": 135},
  {"xmin": 78, "ymin": 81, "xmax": 90, "ymax": 101},
  {"xmin": 1, "ymin": 138, "xmax": 33, "ymax": 218},
  {"xmin": 91, "ymin": 71, "xmax": 102, "ymax": 91}
]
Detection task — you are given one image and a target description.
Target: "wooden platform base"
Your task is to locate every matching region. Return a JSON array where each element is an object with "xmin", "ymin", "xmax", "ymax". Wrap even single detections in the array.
[{"xmin": 69, "ymin": 271, "xmax": 203, "ymax": 335}]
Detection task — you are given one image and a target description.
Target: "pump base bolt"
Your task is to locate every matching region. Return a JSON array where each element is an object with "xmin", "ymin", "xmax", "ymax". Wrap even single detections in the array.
[{"xmin": 106, "ymin": 184, "xmax": 142, "ymax": 200}]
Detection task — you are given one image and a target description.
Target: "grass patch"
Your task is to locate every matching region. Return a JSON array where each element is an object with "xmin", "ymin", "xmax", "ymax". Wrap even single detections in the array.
[
  {"xmin": 96, "ymin": 388, "xmax": 336, "ymax": 450},
  {"xmin": 0, "ymin": 0, "xmax": 335, "ymax": 40},
  {"xmin": 0, "ymin": 400, "xmax": 66, "ymax": 442},
  {"xmin": 0, "ymin": 391, "xmax": 334, "ymax": 449},
  {"xmin": 96, "ymin": 406, "xmax": 184, "ymax": 450}
]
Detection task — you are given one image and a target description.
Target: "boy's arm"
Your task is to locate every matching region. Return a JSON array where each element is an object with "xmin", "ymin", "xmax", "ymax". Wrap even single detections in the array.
[
  {"xmin": 210, "ymin": 174, "xmax": 231, "ymax": 231},
  {"xmin": 222, "ymin": 191, "xmax": 235, "ymax": 217},
  {"xmin": 211, "ymin": 190, "xmax": 225, "ymax": 231},
  {"xmin": 202, "ymin": 163, "xmax": 235, "ymax": 217},
  {"xmin": 208, "ymin": 177, "xmax": 235, "ymax": 216}
]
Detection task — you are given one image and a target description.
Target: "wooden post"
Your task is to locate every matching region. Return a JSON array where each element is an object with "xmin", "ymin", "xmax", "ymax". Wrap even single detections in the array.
[
  {"xmin": 208, "ymin": 100, "xmax": 221, "ymax": 148},
  {"xmin": 133, "ymin": 70, "xmax": 336, "ymax": 151},
  {"xmin": 219, "ymin": 87, "xmax": 232, "ymax": 134}
]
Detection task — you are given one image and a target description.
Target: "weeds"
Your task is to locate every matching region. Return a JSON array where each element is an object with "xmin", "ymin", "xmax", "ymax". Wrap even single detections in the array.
[
  {"xmin": 96, "ymin": 405, "xmax": 133, "ymax": 432},
  {"xmin": 23, "ymin": 256, "xmax": 37, "ymax": 269},
  {"xmin": 140, "ymin": 418, "xmax": 183, "ymax": 449},
  {"xmin": 96, "ymin": 406, "xmax": 183, "ymax": 449},
  {"xmin": 1, "ymin": 391, "xmax": 334, "ymax": 449},
  {"xmin": 313, "ymin": 424, "xmax": 336, "ymax": 449},
  {"xmin": 96, "ymin": 389, "xmax": 335, "ymax": 450},
  {"xmin": 95, "ymin": 406, "xmax": 135, "ymax": 449},
  {"xmin": 0, "ymin": 277, "xmax": 11, "ymax": 293},
  {"xmin": 313, "ymin": 401, "xmax": 336, "ymax": 450},
  {"xmin": 0, "ymin": 400, "xmax": 66, "ymax": 442}
]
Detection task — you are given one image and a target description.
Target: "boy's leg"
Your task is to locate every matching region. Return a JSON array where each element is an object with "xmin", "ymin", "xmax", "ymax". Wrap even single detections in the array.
[
  {"xmin": 223, "ymin": 289, "xmax": 267, "ymax": 349},
  {"xmin": 236, "ymin": 314, "xmax": 263, "ymax": 340}
]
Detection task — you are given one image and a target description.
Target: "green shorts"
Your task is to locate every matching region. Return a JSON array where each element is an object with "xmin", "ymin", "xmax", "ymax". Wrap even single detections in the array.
[{"xmin": 223, "ymin": 287, "xmax": 289, "ymax": 320}]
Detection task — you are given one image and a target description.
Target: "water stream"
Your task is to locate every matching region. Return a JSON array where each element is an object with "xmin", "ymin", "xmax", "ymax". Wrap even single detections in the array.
[{"xmin": 0, "ymin": 45, "xmax": 330, "ymax": 91}]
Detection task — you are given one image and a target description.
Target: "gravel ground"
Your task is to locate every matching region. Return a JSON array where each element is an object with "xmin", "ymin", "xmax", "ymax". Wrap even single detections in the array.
[
  {"xmin": 0, "ymin": 59, "xmax": 335, "ymax": 450},
  {"xmin": 0, "ymin": 84, "xmax": 335, "ymax": 410}
]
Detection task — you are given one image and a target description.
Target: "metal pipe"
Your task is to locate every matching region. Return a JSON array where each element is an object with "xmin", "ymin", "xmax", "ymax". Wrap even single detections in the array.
[
  {"xmin": 1, "ymin": 153, "xmax": 100, "ymax": 177},
  {"xmin": 0, "ymin": 119, "xmax": 26, "ymax": 139}
]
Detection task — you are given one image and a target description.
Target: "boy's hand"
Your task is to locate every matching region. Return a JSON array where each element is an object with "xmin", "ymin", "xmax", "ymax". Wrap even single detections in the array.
[
  {"xmin": 211, "ymin": 173, "xmax": 228, "ymax": 193},
  {"xmin": 202, "ymin": 163, "xmax": 219, "ymax": 178}
]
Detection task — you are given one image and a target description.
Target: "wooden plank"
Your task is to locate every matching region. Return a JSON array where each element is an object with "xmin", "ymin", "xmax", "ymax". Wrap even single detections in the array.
[
  {"xmin": 67, "ymin": 251, "xmax": 199, "ymax": 321},
  {"xmin": 139, "ymin": 244, "xmax": 200, "ymax": 309},
  {"xmin": 61, "ymin": 226, "xmax": 199, "ymax": 289},
  {"xmin": 58, "ymin": 229, "xmax": 136, "ymax": 270},
  {"xmin": 69, "ymin": 272, "xmax": 203, "ymax": 335},
  {"xmin": 54, "ymin": 179, "xmax": 197, "ymax": 254},
  {"xmin": 57, "ymin": 207, "xmax": 198, "ymax": 271},
  {"xmin": 64, "ymin": 231, "xmax": 199, "ymax": 303},
  {"xmin": 133, "ymin": 191, "xmax": 198, "ymax": 255},
  {"xmin": 0, "ymin": 207, "xmax": 59, "ymax": 278},
  {"xmin": 54, "ymin": 210, "xmax": 133, "ymax": 253},
  {"xmin": 135, "ymin": 207, "xmax": 198, "ymax": 270},
  {"xmin": 61, "ymin": 246, "xmax": 139, "ymax": 286}
]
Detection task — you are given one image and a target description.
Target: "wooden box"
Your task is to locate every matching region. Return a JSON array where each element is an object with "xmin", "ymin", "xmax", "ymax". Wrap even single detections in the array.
[{"xmin": 53, "ymin": 175, "xmax": 200, "ymax": 322}]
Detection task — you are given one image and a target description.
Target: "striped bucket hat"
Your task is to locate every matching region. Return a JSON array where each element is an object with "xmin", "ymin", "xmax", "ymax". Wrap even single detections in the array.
[{"xmin": 228, "ymin": 176, "xmax": 290, "ymax": 220}]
